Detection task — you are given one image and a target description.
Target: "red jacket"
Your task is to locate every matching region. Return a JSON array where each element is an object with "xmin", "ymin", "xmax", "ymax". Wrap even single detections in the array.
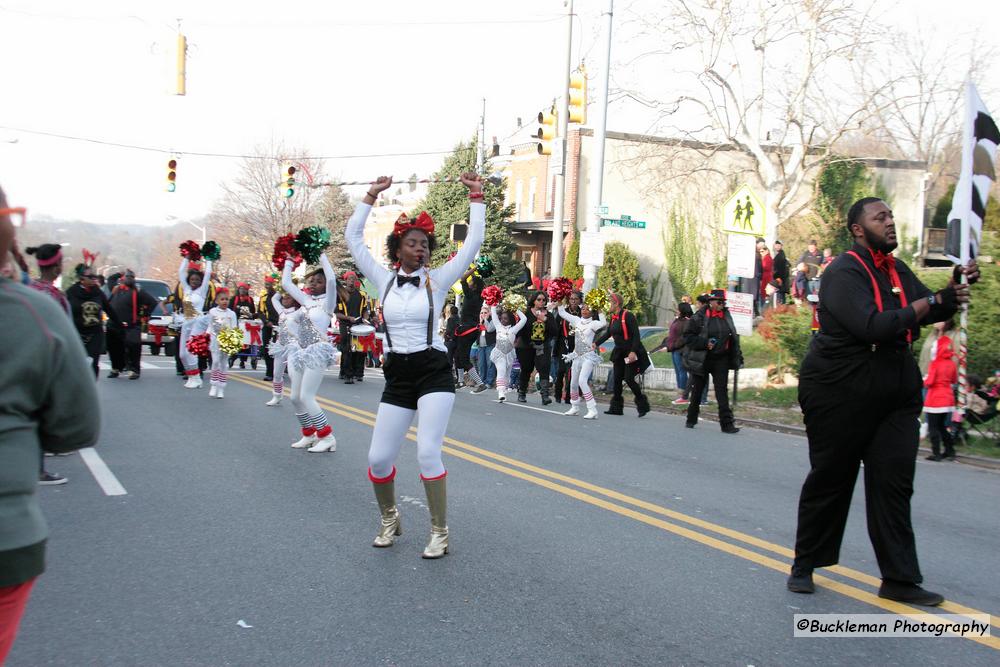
[
  {"xmin": 923, "ymin": 337, "xmax": 956, "ymax": 412},
  {"xmin": 760, "ymin": 253, "xmax": 773, "ymax": 298}
]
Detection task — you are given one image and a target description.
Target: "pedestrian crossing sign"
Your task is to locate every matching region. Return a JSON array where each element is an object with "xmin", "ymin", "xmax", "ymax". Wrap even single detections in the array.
[{"xmin": 722, "ymin": 185, "xmax": 766, "ymax": 236}]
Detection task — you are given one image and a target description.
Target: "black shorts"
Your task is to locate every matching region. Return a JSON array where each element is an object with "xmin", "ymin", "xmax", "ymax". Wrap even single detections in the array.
[{"xmin": 380, "ymin": 348, "xmax": 455, "ymax": 410}]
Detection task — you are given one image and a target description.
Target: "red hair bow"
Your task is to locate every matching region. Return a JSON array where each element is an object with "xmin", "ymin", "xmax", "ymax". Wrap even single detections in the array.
[
  {"xmin": 393, "ymin": 211, "xmax": 435, "ymax": 237},
  {"xmin": 82, "ymin": 248, "xmax": 99, "ymax": 266}
]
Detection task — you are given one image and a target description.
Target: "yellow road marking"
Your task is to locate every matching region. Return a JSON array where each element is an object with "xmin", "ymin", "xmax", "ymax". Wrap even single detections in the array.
[{"xmin": 231, "ymin": 374, "xmax": 999, "ymax": 647}]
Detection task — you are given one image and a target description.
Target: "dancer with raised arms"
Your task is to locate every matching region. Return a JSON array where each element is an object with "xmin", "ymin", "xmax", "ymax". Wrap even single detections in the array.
[
  {"xmin": 177, "ymin": 255, "xmax": 213, "ymax": 388},
  {"xmin": 346, "ymin": 172, "xmax": 485, "ymax": 559},
  {"xmin": 557, "ymin": 294, "xmax": 607, "ymax": 419}
]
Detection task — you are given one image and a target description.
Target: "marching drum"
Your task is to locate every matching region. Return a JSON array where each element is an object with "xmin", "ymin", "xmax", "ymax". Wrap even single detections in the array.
[{"xmin": 349, "ymin": 323, "xmax": 376, "ymax": 352}]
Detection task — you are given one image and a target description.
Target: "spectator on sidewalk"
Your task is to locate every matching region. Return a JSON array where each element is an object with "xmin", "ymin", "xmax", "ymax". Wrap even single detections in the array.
[
  {"xmin": 772, "ymin": 241, "xmax": 790, "ymax": 304},
  {"xmin": 650, "ymin": 302, "xmax": 694, "ymax": 405},
  {"xmin": 0, "ymin": 187, "xmax": 101, "ymax": 662},
  {"xmin": 798, "ymin": 240, "xmax": 823, "ymax": 292}
]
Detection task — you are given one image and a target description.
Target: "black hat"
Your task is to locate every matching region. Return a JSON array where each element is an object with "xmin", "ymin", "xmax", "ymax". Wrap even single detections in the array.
[{"xmin": 707, "ymin": 289, "xmax": 727, "ymax": 302}]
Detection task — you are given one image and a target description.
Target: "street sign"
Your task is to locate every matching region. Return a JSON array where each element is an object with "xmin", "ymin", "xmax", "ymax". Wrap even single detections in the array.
[
  {"xmin": 601, "ymin": 214, "xmax": 646, "ymax": 229},
  {"xmin": 727, "ymin": 233, "xmax": 757, "ymax": 279},
  {"xmin": 597, "ymin": 205, "xmax": 609, "ymax": 215},
  {"xmin": 726, "ymin": 291, "xmax": 754, "ymax": 336},
  {"xmin": 722, "ymin": 185, "xmax": 766, "ymax": 236},
  {"xmin": 579, "ymin": 231, "xmax": 605, "ymax": 266}
]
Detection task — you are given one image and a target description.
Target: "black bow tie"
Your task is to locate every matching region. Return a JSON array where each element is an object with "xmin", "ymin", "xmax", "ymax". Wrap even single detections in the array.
[{"xmin": 397, "ymin": 274, "xmax": 421, "ymax": 288}]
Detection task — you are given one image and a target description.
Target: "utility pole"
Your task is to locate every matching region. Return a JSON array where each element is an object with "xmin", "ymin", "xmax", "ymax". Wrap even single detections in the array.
[
  {"xmin": 478, "ymin": 98, "xmax": 487, "ymax": 174},
  {"xmin": 549, "ymin": 0, "xmax": 574, "ymax": 279},
  {"xmin": 583, "ymin": 0, "xmax": 614, "ymax": 292},
  {"xmin": 175, "ymin": 20, "xmax": 186, "ymax": 96}
]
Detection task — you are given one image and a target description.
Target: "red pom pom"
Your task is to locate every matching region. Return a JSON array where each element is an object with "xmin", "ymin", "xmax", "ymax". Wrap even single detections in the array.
[
  {"xmin": 179, "ymin": 240, "xmax": 202, "ymax": 261},
  {"xmin": 272, "ymin": 234, "xmax": 302, "ymax": 271},
  {"xmin": 481, "ymin": 285, "xmax": 503, "ymax": 307},
  {"xmin": 185, "ymin": 333, "xmax": 211, "ymax": 358},
  {"xmin": 547, "ymin": 277, "xmax": 573, "ymax": 303}
]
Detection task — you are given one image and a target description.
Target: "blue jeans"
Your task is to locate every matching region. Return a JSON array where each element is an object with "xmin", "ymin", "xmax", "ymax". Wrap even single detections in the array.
[
  {"xmin": 672, "ymin": 351, "xmax": 688, "ymax": 392},
  {"xmin": 477, "ymin": 344, "xmax": 496, "ymax": 386}
]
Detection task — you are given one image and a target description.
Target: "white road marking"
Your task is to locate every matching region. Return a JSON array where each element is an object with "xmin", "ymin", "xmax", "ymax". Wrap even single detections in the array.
[
  {"xmin": 98, "ymin": 361, "xmax": 173, "ymax": 370},
  {"xmin": 500, "ymin": 401, "xmax": 568, "ymax": 417},
  {"xmin": 78, "ymin": 447, "xmax": 127, "ymax": 496}
]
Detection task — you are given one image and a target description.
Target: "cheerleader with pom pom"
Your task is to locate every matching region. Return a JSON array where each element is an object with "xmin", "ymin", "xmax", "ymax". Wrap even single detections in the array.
[
  {"xmin": 177, "ymin": 244, "xmax": 213, "ymax": 389},
  {"xmin": 488, "ymin": 305, "xmax": 527, "ymax": 402},
  {"xmin": 265, "ymin": 290, "xmax": 301, "ymax": 406},
  {"xmin": 205, "ymin": 289, "xmax": 238, "ymax": 398},
  {"xmin": 557, "ymin": 296, "xmax": 607, "ymax": 419},
  {"xmin": 280, "ymin": 247, "xmax": 338, "ymax": 453}
]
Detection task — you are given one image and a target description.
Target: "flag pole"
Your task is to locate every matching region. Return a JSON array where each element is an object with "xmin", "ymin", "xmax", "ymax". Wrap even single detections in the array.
[{"xmin": 957, "ymin": 80, "xmax": 973, "ymax": 419}]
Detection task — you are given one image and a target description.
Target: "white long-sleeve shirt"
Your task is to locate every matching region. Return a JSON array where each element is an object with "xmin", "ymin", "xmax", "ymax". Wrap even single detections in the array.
[
  {"xmin": 557, "ymin": 306, "xmax": 607, "ymax": 355},
  {"xmin": 489, "ymin": 306, "xmax": 527, "ymax": 355},
  {"xmin": 271, "ymin": 292, "xmax": 300, "ymax": 344},
  {"xmin": 178, "ymin": 258, "xmax": 213, "ymax": 318},
  {"xmin": 281, "ymin": 254, "xmax": 336, "ymax": 348},
  {"xmin": 346, "ymin": 201, "xmax": 486, "ymax": 354}
]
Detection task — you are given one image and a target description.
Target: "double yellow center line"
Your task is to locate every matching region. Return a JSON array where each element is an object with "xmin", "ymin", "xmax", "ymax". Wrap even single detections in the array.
[{"xmin": 231, "ymin": 374, "xmax": 998, "ymax": 650}]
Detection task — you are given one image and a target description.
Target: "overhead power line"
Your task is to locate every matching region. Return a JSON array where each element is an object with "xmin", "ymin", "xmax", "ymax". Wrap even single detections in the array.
[{"xmin": 0, "ymin": 126, "xmax": 457, "ymax": 160}]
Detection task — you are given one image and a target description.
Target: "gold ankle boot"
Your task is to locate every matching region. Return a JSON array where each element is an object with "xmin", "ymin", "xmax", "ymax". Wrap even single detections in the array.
[
  {"xmin": 371, "ymin": 479, "xmax": 401, "ymax": 548},
  {"xmin": 421, "ymin": 475, "xmax": 449, "ymax": 559}
]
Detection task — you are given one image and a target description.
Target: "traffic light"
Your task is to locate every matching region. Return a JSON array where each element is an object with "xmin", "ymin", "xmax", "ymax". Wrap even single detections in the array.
[
  {"xmin": 281, "ymin": 162, "xmax": 296, "ymax": 198},
  {"xmin": 568, "ymin": 67, "xmax": 587, "ymax": 124},
  {"xmin": 166, "ymin": 157, "xmax": 178, "ymax": 192},
  {"xmin": 536, "ymin": 106, "xmax": 557, "ymax": 155}
]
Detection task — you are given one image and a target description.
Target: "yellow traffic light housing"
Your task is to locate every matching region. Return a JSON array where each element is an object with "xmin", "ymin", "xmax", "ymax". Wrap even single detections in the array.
[
  {"xmin": 568, "ymin": 68, "xmax": 587, "ymax": 124},
  {"xmin": 536, "ymin": 107, "xmax": 557, "ymax": 155},
  {"xmin": 282, "ymin": 162, "xmax": 296, "ymax": 198},
  {"xmin": 166, "ymin": 157, "xmax": 178, "ymax": 192}
]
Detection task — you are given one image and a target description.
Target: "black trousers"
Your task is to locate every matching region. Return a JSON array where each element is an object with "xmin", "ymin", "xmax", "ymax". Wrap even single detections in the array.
[
  {"xmin": 453, "ymin": 329, "xmax": 477, "ymax": 371},
  {"xmin": 553, "ymin": 355, "xmax": 571, "ymax": 401},
  {"xmin": 340, "ymin": 350, "xmax": 366, "ymax": 379},
  {"xmin": 107, "ymin": 327, "xmax": 141, "ymax": 373},
  {"xmin": 793, "ymin": 349, "xmax": 924, "ymax": 583},
  {"xmin": 516, "ymin": 344, "xmax": 551, "ymax": 395},
  {"xmin": 685, "ymin": 358, "xmax": 733, "ymax": 427},
  {"xmin": 610, "ymin": 355, "xmax": 646, "ymax": 404},
  {"xmin": 262, "ymin": 325, "xmax": 274, "ymax": 377}
]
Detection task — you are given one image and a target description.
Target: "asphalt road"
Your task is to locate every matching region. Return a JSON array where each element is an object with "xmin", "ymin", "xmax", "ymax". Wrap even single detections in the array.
[{"xmin": 9, "ymin": 358, "xmax": 1000, "ymax": 666}]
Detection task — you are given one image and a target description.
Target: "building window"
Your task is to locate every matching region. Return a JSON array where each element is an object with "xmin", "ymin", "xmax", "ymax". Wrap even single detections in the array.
[
  {"xmin": 515, "ymin": 180, "xmax": 523, "ymax": 222},
  {"xmin": 528, "ymin": 177, "xmax": 538, "ymax": 220}
]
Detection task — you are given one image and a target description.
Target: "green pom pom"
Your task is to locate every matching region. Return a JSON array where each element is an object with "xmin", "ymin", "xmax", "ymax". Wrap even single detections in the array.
[
  {"xmin": 201, "ymin": 240, "xmax": 222, "ymax": 262},
  {"xmin": 294, "ymin": 226, "xmax": 332, "ymax": 265},
  {"xmin": 474, "ymin": 255, "xmax": 495, "ymax": 278}
]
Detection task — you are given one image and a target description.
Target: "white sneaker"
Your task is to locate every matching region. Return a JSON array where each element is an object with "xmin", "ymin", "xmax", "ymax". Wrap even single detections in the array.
[
  {"xmin": 497, "ymin": 394, "xmax": 506, "ymax": 403},
  {"xmin": 564, "ymin": 405, "xmax": 580, "ymax": 416},
  {"xmin": 209, "ymin": 385, "xmax": 218, "ymax": 398},
  {"xmin": 266, "ymin": 394, "xmax": 282, "ymax": 406},
  {"xmin": 291, "ymin": 433, "xmax": 317, "ymax": 449},
  {"xmin": 184, "ymin": 376, "xmax": 202, "ymax": 389},
  {"xmin": 583, "ymin": 407, "xmax": 599, "ymax": 420},
  {"xmin": 307, "ymin": 434, "xmax": 337, "ymax": 453},
  {"xmin": 215, "ymin": 387, "xmax": 225, "ymax": 399}
]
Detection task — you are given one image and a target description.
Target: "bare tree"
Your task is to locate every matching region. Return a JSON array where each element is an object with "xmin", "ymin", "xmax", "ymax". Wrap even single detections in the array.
[
  {"xmin": 853, "ymin": 30, "xmax": 996, "ymax": 202},
  {"xmin": 208, "ymin": 143, "xmax": 354, "ymax": 281},
  {"xmin": 615, "ymin": 0, "xmax": 889, "ymax": 243}
]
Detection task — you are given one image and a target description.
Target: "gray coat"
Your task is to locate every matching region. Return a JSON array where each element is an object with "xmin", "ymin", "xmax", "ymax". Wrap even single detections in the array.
[{"xmin": 0, "ymin": 279, "xmax": 100, "ymax": 586}]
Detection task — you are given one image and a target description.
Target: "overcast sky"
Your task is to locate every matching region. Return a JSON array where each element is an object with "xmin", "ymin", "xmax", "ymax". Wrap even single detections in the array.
[{"xmin": 1, "ymin": 0, "xmax": 997, "ymax": 227}]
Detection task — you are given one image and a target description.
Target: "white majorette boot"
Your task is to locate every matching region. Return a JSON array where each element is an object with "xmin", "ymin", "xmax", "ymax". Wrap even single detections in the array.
[
  {"xmin": 184, "ymin": 375, "xmax": 203, "ymax": 389},
  {"xmin": 265, "ymin": 393, "xmax": 282, "ymax": 406},
  {"xmin": 209, "ymin": 383, "xmax": 218, "ymax": 398},
  {"xmin": 583, "ymin": 401, "xmax": 599, "ymax": 420},
  {"xmin": 291, "ymin": 430, "xmax": 317, "ymax": 449},
  {"xmin": 307, "ymin": 433, "xmax": 337, "ymax": 453},
  {"xmin": 564, "ymin": 401, "xmax": 580, "ymax": 416},
  {"xmin": 216, "ymin": 386, "xmax": 225, "ymax": 399}
]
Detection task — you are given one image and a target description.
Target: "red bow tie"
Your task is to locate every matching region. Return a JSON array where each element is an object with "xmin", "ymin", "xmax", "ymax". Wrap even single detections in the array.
[
  {"xmin": 612, "ymin": 314, "xmax": 620, "ymax": 321},
  {"xmin": 707, "ymin": 310, "xmax": 725, "ymax": 319},
  {"xmin": 870, "ymin": 250, "xmax": 896, "ymax": 275}
]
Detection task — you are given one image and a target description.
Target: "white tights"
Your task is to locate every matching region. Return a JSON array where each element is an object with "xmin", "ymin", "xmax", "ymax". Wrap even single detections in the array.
[
  {"xmin": 570, "ymin": 357, "xmax": 598, "ymax": 405},
  {"xmin": 272, "ymin": 354, "xmax": 287, "ymax": 394},
  {"xmin": 210, "ymin": 351, "xmax": 228, "ymax": 386},
  {"xmin": 288, "ymin": 365, "xmax": 324, "ymax": 416},
  {"xmin": 367, "ymin": 392, "xmax": 455, "ymax": 479},
  {"xmin": 494, "ymin": 356, "xmax": 512, "ymax": 399}
]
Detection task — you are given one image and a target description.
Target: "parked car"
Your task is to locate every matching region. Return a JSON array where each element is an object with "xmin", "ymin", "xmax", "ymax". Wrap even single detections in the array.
[{"xmin": 135, "ymin": 278, "xmax": 177, "ymax": 356}]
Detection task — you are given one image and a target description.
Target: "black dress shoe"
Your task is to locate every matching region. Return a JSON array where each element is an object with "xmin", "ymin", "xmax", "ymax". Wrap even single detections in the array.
[
  {"xmin": 517, "ymin": 393, "xmax": 527, "ymax": 403},
  {"xmin": 722, "ymin": 425, "xmax": 740, "ymax": 434},
  {"xmin": 541, "ymin": 397, "xmax": 552, "ymax": 406},
  {"xmin": 107, "ymin": 370, "xmax": 120, "ymax": 379},
  {"xmin": 685, "ymin": 422, "xmax": 696, "ymax": 429},
  {"xmin": 877, "ymin": 580, "xmax": 944, "ymax": 606},
  {"xmin": 344, "ymin": 378, "xmax": 354, "ymax": 384},
  {"xmin": 787, "ymin": 567, "xmax": 815, "ymax": 594},
  {"xmin": 263, "ymin": 375, "xmax": 273, "ymax": 382},
  {"xmin": 924, "ymin": 454, "xmax": 941, "ymax": 461}
]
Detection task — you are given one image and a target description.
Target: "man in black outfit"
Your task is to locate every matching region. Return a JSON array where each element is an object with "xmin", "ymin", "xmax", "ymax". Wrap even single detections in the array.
[
  {"xmin": 259, "ymin": 275, "xmax": 279, "ymax": 381},
  {"xmin": 786, "ymin": 197, "xmax": 979, "ymax": 606},
  {"xmin": 683, "ymin": 289, "xmax": 741, "ymax": 433},
  {"xmin": 453, "ymin": 268, "xmax": 488, "ymax": 392},
  {"xmin": 594, "ymin": 293, "xmax": 650, "ymax": 417},
  {"xmin": 106, "ymin": 270, "xmax": 159, "ymax": 379},
  {"xmin": 771, "ymin": 240, "xmax": 790, "ymax": 304},
  {"xmin": 335, "ymin": 271, "xmax": 369, "ymax": 384}
]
